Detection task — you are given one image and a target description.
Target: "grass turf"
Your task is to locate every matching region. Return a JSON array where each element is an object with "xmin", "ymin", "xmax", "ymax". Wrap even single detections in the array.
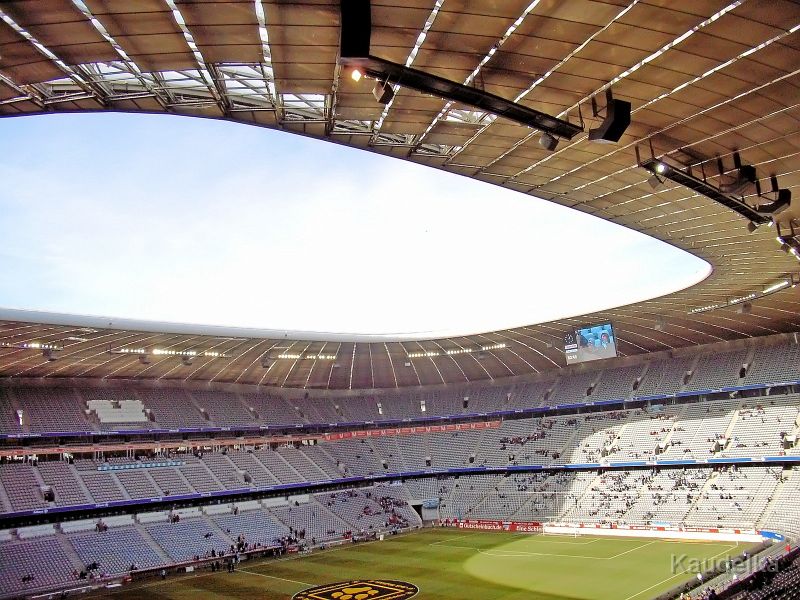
[{"xmin": 93, "ymin": 529, "xmax": 754, "ymax": 600}]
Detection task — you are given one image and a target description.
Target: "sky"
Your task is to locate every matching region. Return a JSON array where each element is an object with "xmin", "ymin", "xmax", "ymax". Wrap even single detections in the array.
[{"xmin": 0, "ymin": 112, "xmax": 711, "ymax": 339}]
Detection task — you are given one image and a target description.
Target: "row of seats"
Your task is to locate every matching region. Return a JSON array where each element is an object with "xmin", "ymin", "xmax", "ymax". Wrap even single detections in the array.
[
  {"xmin": 0, "ymin": 483, "xmax": 422, "ymax": 598},
  {"xmin": 1, "ymin": 462, "xmax": 797, "ymax": 597},
  {"xmin": 1, "ymin": 341, "xmax": 797, "ymax": 432},
  {"xmin": 1, "ymin": 395, "xmax": 797, "ymax": 514}
]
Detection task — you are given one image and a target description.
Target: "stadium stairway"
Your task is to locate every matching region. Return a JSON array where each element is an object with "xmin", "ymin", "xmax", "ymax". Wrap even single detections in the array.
[
  {"xmin": 559, "ymin": 473, "xmax": 603, "ymax": 521},
  {"xmin": 789, "ymin": 415, "xmax": 800, "ymax": 450},
  {"xmin": 603, "ymin": 421, "xmax": 629, "ymax": 458},
  {"xmin": 201, "ymin": 511, "xmax": 239, "ymax": 543},
  {"xmin": 757, "ymin": 467, "xmax": 793, "ymax": 527},
  {"xmin": 135, "ymin": 523, "xmax": 172, "ymax": 564},
  {"xmin": 270, "ymin": 450, "xmax": 307, "ymax": 482},
  {"xmin": 556, "ymin": 423, "xmax": 584, "ymax": 462},
  {"xmin": 303, "ymin": 446, "xmax": 345, "ymax": 478},
  {"xmin": 293, "ymin": 448, "xmax": 337, "ymax": 480},
  {"xmin": 56, "ymin": 533, "xmax": 88, "ymax": 574},
  {"xmin": 656, "ymin": 405, "xmax": 685, "ymax": 453},
  {"xmin": 716, "ymin": 406, "xmax": 742, "ymax": 455},
  {"xmin": 194, "ymin": 459, "xmax": 227, "ymax": 491},
  {"xmin": 0, "ymin": 485, "xmax": 11, "ymax": 514},
  {"xmin": 684, "ymin": 470, "xmax": 722, "ymax": 522},
  {"xmin": 66, "ymin": 464, "xmax": 94, "ymax": 502},
  {"xmin": 10, "ymin": 395, "xmax": 30, "ymax": 434}
]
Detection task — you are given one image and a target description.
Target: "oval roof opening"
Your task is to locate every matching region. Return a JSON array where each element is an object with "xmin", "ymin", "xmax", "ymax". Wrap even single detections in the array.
[{"xmin": 0, "ymin": 113, "xmax": 710, "ymax": 340}]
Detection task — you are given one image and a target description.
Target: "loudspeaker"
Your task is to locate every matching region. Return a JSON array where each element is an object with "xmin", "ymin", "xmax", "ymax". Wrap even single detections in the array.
[
  {"xmin": 539, "ymin": 132, "xmax": 558, "ymax": 151},
  {"xmin": 43, "ymin": 348, "xmax": 60, "ymax": 361},
  {"xmin": 589, "ymin": 98, "xmax": 631, "ymax": 143},
  {"xmin": 719, "ymin": 165, "xmax": 756, "ymax": 194},
  {"xmin": 340, "ymin": 0, "xmax": 371, "ymax": 58},
  {"xmin": 373, "ymin": 80, "xmax": 394, "ymax": 104}
]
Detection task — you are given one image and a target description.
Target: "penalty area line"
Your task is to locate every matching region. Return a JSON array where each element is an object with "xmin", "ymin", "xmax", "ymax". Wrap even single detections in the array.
[
  {"xmin": 237, "ymin": 569, "xmax": 313, "ymax": 587},
  {"xmin": 478, "ymin": 549, "xmax": 608, "ymax": 560},
  {"xmin": 608, "ymin": 540, "xmax": 658, "ymax": 559}
]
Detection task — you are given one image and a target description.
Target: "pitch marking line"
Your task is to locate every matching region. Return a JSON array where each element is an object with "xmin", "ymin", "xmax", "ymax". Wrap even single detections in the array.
[
  {"xmin": 238, "ymin": 568, "xmax": 312, "ymax": 587},
  {"xmin": 621, "ymin": 544, "xmax": 738, "ymax": 600},
  {"xmin": 443, "ymin": 538, "xmax": 661, "ymax": 561},
  {"xmin": 608, "ymin": 540, "xmax": 658, "ymax": 559},
  {"xmin": 429, "ymin": 531, "xmax": 487, "ymax": 546},
  {"xmin": 478, "ymin": 549, "xmax": 608, "ymax": 560}
]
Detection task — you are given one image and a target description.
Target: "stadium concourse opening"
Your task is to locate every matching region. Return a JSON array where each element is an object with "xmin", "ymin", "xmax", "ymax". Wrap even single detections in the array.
[{"xmin": 0, "ymin": 112, "xmax": 710, "ymax": 340}]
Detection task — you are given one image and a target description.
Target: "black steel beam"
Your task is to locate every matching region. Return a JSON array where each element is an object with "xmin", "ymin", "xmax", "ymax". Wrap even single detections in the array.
[
  {"xmin": 640, "ymin": 158, "xmax": 771, "ymax": 225},
  {"xmin": 341, "ymin": 55, "xmax": 583, "ymax": 140}
]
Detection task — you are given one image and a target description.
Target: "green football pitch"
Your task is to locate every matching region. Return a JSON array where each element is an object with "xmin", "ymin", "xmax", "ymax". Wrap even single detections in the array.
[{"xmin": 94, "ymin": 528, "xmax": 754, "ymax": 600}]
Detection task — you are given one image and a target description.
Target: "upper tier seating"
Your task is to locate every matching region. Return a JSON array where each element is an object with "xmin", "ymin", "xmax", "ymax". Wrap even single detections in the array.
[
  {"xmin": 86, "ymin": 398, "xmax": 150, "ymax": 428},
  {"xmin": 0, "ymin": 389, "xmax": 21, "ymax": 434},
  {"xmin": 0, "ymin": 464, "xmax": 47, "ymax": 511},
  {"xmin": 189, "ymin": 391, "xmax": 256, "ymax": 426},
  {"xmin": 3, "ymin": 394, "xmax": 799, "ymax": 515},
  {"xmin": 136, "ymin": 389, "xmax": 207, "ymax": 428},
  {"xmin": 634, "ymin": 357, "xmax": 695, "ymax": 398},
  {"xmin": 2, "ymin": 339, "xmax": 797, "ymax": 433},
  {"xmin": 745, "ymin": 342, "xmax": 800, "ymax": 385},
  {"xmin": 685, "ymin": 349, "xmax": 749, "ymax": 391},
  {"xmin": 14, "ymin": 388, "xmax": 91, "ymax": 432}
]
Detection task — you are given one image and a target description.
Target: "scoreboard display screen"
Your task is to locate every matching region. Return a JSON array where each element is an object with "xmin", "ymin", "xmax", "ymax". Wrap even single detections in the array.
[{"xmin": 565, "ymin": 322, "xmax": 617, "ymax": 364}]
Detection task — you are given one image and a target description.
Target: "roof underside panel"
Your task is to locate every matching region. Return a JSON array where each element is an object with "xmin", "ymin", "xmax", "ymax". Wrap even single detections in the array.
[{"xmin": 0, "ymin": 0, "xmax": 798, "ymax": 388}]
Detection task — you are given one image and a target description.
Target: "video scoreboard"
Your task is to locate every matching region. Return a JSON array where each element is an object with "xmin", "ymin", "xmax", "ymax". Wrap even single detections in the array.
[{"xmin": 565, "ymin": 322, "xmax": 617, "ymax": 365}]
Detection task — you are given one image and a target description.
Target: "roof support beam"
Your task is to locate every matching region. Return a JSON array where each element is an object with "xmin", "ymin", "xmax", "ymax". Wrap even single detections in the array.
[{"xmin": 0, "ymin": 7, "xmax": 108, "ymax": 106}]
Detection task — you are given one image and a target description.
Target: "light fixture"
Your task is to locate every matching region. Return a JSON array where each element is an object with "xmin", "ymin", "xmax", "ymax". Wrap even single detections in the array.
[
  {"xmin": 0, "ymin": 341, "xmax": 63, "ymax": 351},
  {"xmin": 636, "ymin": 151, "xmax": 771, "ymax": 225},
  {"xmin": 763, "ymin": 280, "xmax": 790, "ymax": 294},
  {"xmin": 409, "ymin": 343, "xmax": 507, "ymax": 359},
  {"xmin": 337, "ymin": 0, "xmax": 582, "ymax": 141},
  {"xmin": 688, "ymin": 274, "xmax": 797, "ymax": 314},
  {"xmin": 109, "ymin": 347, "xmax": 230, "ymax": 358},
  {"xmin": 350, "ymin": 68, "xmax": 363, "ymax": 82},
  {"xmin": 276, "ymin": 353, "xmax": 337, "ymax": 360}
]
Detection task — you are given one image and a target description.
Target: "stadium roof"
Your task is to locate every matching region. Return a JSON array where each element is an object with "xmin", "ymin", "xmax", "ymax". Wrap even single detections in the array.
[{"xmin": 0, "ymin": 0, "xmax": 798, "ymax": 389}]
